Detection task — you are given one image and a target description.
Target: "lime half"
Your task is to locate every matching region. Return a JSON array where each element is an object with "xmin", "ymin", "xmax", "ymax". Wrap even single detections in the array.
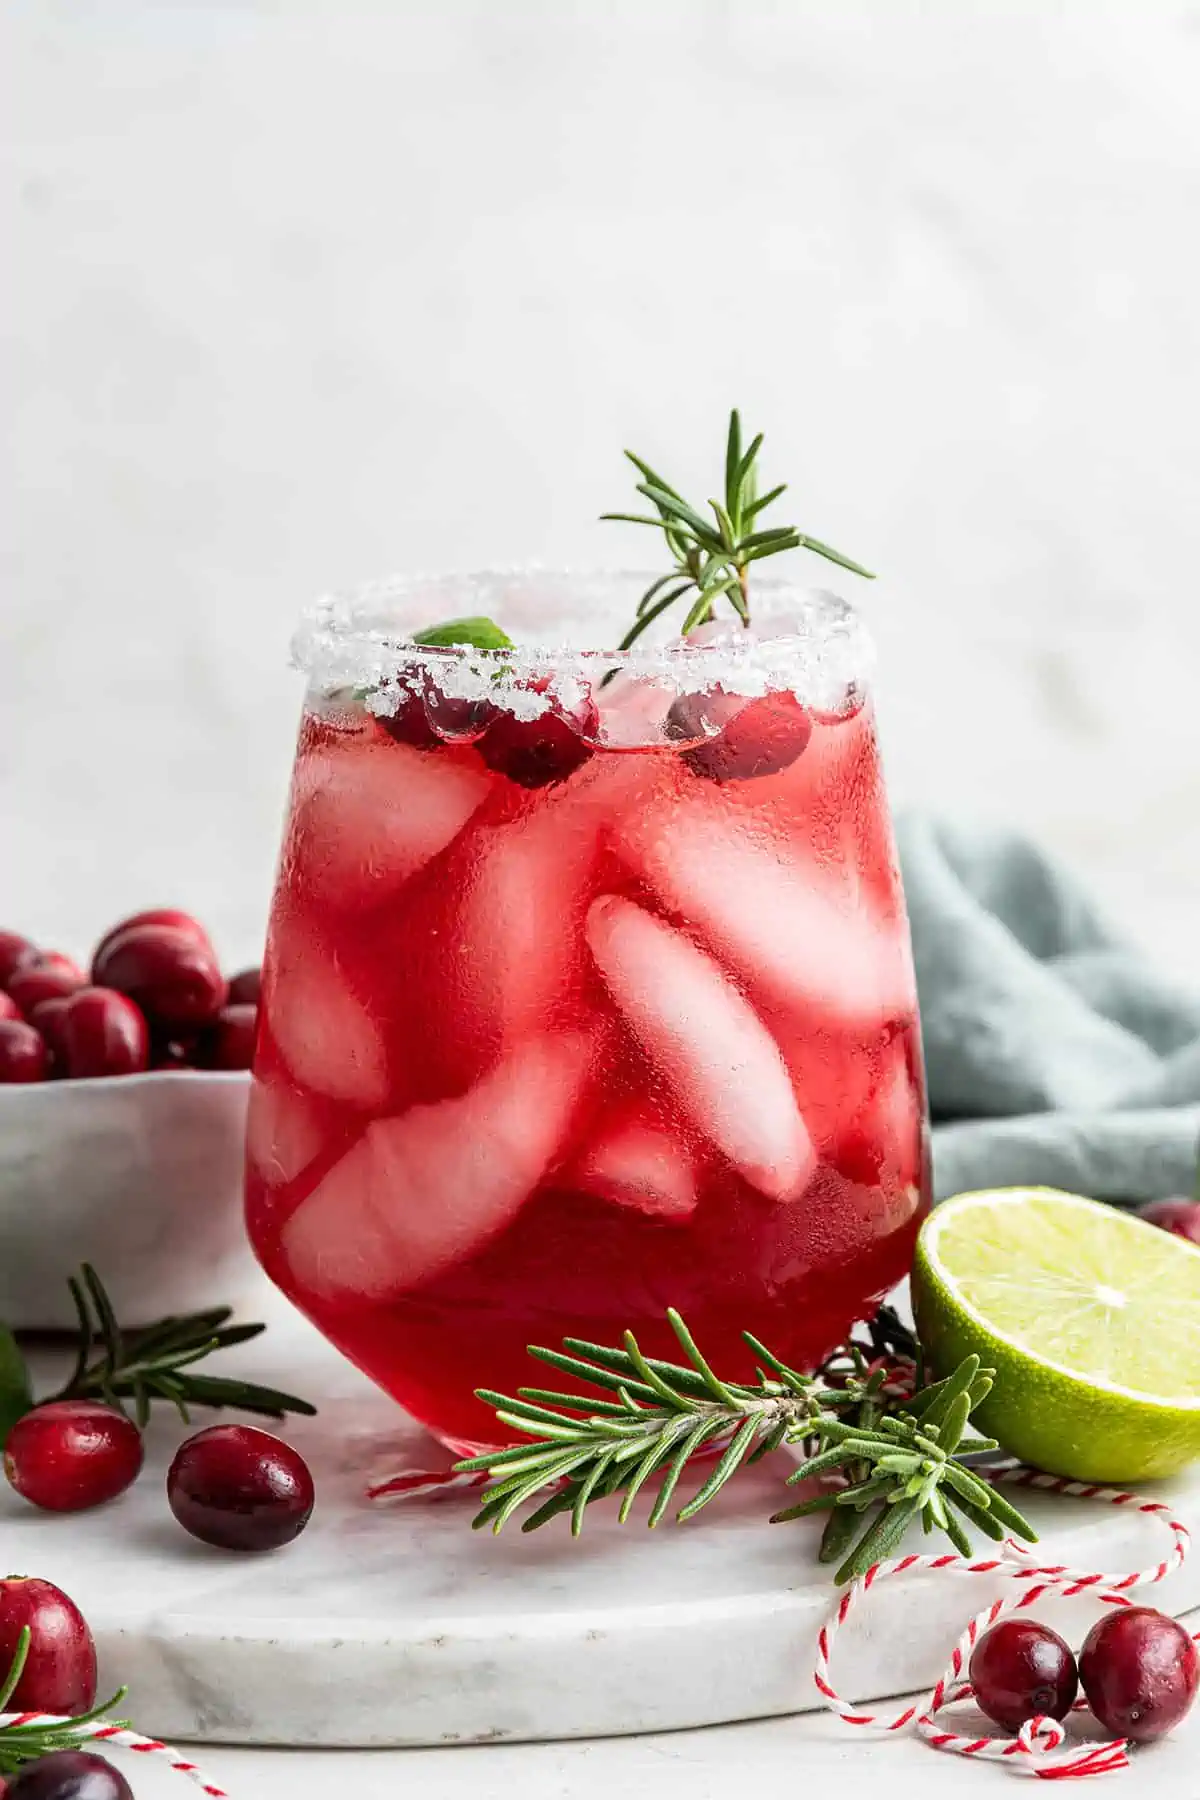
[{"xmin": 912, "ymin": 1187, "xmax": 1200, "ymax": 1482}]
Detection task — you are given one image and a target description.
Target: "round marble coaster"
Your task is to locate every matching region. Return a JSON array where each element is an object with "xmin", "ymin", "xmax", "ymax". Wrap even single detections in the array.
[{"xmin": 7, "ymin": 1289, "xmax": 1199, "ymax": 1748}]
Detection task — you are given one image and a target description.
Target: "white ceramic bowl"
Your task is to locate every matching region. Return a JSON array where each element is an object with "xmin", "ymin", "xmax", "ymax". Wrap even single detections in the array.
[{"xmin": 0, "ymin": 1070, "xmax": 262, "ymax": 1328}]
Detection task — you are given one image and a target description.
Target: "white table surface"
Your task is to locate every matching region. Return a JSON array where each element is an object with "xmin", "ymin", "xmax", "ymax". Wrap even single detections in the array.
[{"xmin": 103, "ymin": 1705, "xmax": 1200, "ymax": 1799}]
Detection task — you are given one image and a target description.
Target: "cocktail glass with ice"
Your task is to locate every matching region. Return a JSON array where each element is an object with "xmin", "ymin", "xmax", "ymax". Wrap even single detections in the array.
[{"xmin": 245, "ymin": 570, "xmax": 929, "ymax": 1451}]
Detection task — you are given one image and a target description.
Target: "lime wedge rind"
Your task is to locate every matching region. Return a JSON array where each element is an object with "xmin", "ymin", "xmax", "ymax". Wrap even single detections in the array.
[
  {"xmin": 913, "ymin": 1186, "xmax": 1200, "ymax": 1483},
  {"xmin": 920, "ymin": 1187, "xmax": 1200, "ymax": 1410}
]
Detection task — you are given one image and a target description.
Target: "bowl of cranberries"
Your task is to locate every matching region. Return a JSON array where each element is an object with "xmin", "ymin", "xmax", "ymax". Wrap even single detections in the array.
[{"xmin": 0, "ymin": 912, "xmax": 263, "ymax": 1329}]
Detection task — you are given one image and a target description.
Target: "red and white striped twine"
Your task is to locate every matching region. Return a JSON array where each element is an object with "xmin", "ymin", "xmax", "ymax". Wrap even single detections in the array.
[
  {"xmin": 369, "ymin": 1433, "xmax": 1197, "ymax": 1777},
  {"xmin": 0, "ymin": 1714, "xmax": 228, "ymax": 1795},
  {"xmin": 813, "ymin": 1467, "xmax": 1196, "ymax": 1779}
]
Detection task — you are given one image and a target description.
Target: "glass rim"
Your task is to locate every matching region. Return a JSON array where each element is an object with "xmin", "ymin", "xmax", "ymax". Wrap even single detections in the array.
[{"xmin": 292, "ymin": 565, "xmax": 874, "ymax": 707}]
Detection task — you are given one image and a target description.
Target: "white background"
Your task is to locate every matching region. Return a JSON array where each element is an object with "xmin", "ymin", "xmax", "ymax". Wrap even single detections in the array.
[{"xmin": 4, "ymin": 0, "xmax": 1200, "ymax": 978}]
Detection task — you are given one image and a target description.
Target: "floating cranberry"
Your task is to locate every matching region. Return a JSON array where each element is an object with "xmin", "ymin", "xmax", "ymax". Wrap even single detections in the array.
[
  {"xmin": 5, "ymin": 1752, "xmax": 132, "ymax": 1800},
  {"xmin": 92, "ymin": 925, "xmax": 226, "ymax": 1028},
  {"xmin": 5, "ymin": 1400, "xmax": 144, "ymax": 1513},
  {"xmin": 56, "ymin": 989, "xmax": 150, "ymax": 1080},
  {"xmin": 226, "ymin": 966, "xmax": 262, "ymax": 1007},
  {"xmin": 478, "ymin": 692, "xmax": 598, "ymax": 788},
  {"xmin": 666, "ymin": 689, "xmax": 812, "ymax": 782},
  {"xmin": 167, "ymin": 1424, "xmax": 314, "ymax": 1551},
  {"xmin": 192, "ymin": 1004, "xmax": 258, "ymax": 1071},
  {"xmin": 0, "ymin": 932, "xmax": 38, "ymax": 986},
  {"xmin": 7, "ymin": 961, "xmax": 86, "ymax": 1016},
  {"xmin": 90, "ymin": 909, "xmax": 212, "ymax": 976},
  {"xmin": 1079, "ymin": 1606, "xmax": 1199, "ymax": 1743},
  {"xmin": 0, "ymin": 991, "xmax": 21, "ymax": 1023},
  {"xmin": 969, "ymin": 1618, "xmax": 1078, "ymax": 1732},
  {"xmin": 0, "ymin": 1021, "xmax": 50, "ymax": 1084},
  {"xmin": 0, "ymin": 1577, "xmax": 97, "ymax": 1713},
  {"xmin": 1138, "ymin": 1198, "xmax": 1200, "ymax": 1247}
]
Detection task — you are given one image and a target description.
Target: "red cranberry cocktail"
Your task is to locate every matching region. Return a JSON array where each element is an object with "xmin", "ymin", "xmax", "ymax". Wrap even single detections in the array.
[{"xmin": 245, "ymin": 568, "xmax": 929, "ymax": 1451}]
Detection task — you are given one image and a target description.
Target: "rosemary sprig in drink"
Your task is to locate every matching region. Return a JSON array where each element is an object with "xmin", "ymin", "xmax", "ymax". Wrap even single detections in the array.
[
  {"xmin": 602, "ymin": 410, "xmax": 875, "ymax": 650},
  {"xmin": 455, "ymin": 1308, "xmax": 1035, "ymax": 1584}
]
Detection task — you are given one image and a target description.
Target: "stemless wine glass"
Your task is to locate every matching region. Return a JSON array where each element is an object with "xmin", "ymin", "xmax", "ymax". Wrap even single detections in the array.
[{"xmin": 245, "ymin": 571, "xmax": 930, "ymax": 1451}]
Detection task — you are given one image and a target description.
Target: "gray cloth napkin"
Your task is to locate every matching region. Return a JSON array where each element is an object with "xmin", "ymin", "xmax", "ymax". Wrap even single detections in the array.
[{"xmin": 895, "ymin": 815, "xmax": 1200, "ymax": 1205}]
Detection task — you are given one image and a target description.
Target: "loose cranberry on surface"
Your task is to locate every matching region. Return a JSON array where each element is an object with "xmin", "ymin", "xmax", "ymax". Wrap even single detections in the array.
[
  {"xmin": 167, "ymin": 1424, "xmax": 314, "ymax": 1551},
  {"xmin": 5, "ymin": 1752, "xmax": 131, "ymax": 1800},
  {"xmin": 5, "ymin": 1401, "xmax": 145, "ymax": 1513},
  {"xmin": 226, "ymin": 966, "xmax": 262, "ymax": 1007},
  {"xmin": 90, "ymin": 909, "xmax": 212, "ymax": 975},
  {"xmin": 666, "ymin": 689, "xmax": 812, "ymax": 782},
  {"xmin": 0, "ymin": 931, "xmax": 39, "ymax": 986},
  {"xmin": 92, "ymin": 925, "xmax": 226, "ymax": 1029},
  {"xmin": 968, "ymin": 1618, "xmax": 1078, "ymax": 1732},
  {"xmin": 57, "ymin": 989, "xmax": 150, "ymax": 1080},
  {"xmin": 1079, "ymin": 1606, "xmax": 1199, "ymax": 1743},
  {"xmin": 1138, "ymin": 1198, "xmax": 1200, "ymax": 1247},
  {"xmin": 190, "ymin": 1003, "xmax": 258, "ymax": 1072},
  {"xmin": 478, "ymin": 693, "xmax": 598, "ymax": 789},
  {"xmin": 6, "ymin": 961, "xmax": 86, "ymax": 1017},
  {"xmin": 0, "ymin": 1021, "xmax": 50, "ymax": 1084},
  {"xmin": 0, "ymin": 1576, "xmax": 97, "ymax": 1714}
]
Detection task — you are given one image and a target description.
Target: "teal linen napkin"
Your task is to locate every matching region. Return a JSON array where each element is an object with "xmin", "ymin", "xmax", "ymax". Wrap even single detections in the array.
[{"xmin": 896, "ymin": 816, "xmax": 1200, "ymax": 1205}]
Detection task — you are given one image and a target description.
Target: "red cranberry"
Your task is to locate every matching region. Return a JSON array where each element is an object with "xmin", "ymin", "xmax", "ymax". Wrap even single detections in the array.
[
  {"xmin": 1079, "ymin": 1606, "xmax": 1199, "ymax": 1743},
  {"xmin": 167, "ymin": 1424, "xmax": 314, "ymax": 1551},
  {"xmin": 0, "ymin": 991, "xmax": 21, "ymax": 1023},
  {"xmin": 92, "ymin": 925, "xmax": 226, "ymax": 1028},
  {"xmin": 5, "ymin": 1752, "xmax": 131, "ymax": 1800},
  {"xmin": 7, "ymin": 961, "xmax": 86, "ymax": 1016},
  {"xmin": 27, "ymin": 996, "xmax": 72, "ymax": 1068},
  {"xmin": 1138, "ymin": 1198, "xmax": 1200, "ymax": 1247},
  {"xmin": 0, "ymin": 1576, "xmax": 97, "ymax": 1713},
  {"xmin": 226, "ymin": 966, "xmax": 262, "ymax": 1006},
  {"xmin": 968, "ymin": 1619, "xmax": 1078, "ymax": 1732},
  {"xmin": 478, "ymin": 691, "xmax": 598, "ymax": 788},
  {"xmin": 90, "ymin": 909, "xmax": 212, "ymax": 975},
  {"xmin": 666, "ymin": 689, "xmax": 812, "ymax": 782},
  {"xmin": 0, "ymin": 1021, "xmax": 50, "ymax": 1084},
  {"xmin": 0, "ymin": 932, "xmax": 39, "ymax": 986},
  {"xmin": 150, "ymin": 1038, "xmax": 194, "ymax": 1070},
  {"xmin": 5, "ymin": 1400, "xmax": 144, "ymax": 1512},
  {"xmin": 55, "ymin": 988, "xmax": 150, "ymax": 1080},
  {"xmin": 191, "ymin": 1003, "xmax": 258, "ymax": 1071}
]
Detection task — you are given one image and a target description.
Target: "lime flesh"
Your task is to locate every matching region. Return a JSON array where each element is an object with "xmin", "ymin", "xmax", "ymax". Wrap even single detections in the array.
[{"xmin": 912, "ymin": 1187, "xmax": 1200, "ymax": 1482}]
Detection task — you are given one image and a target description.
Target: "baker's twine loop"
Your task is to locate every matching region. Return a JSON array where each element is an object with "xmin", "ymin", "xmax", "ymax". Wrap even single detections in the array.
[
  {"xmin": 0, "ymin": 1715, "xmax": 229, "ymax": 1795},
  {"xmin": 813, "ymin": 1467, "xmax": 1195, "ymax": 1779}
]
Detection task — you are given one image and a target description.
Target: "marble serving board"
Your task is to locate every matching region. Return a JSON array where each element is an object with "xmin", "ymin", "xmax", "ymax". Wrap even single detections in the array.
[{"xmin": 8, "ymin": 1286, "xmax": 1200, "ymax": 1749}]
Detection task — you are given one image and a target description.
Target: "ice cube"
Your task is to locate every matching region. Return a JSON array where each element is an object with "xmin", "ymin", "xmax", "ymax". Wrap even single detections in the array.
[
  {"xmin": 281, "ymin": 1030, "xmax": 593, "ymax": 1300},
  {"xmin": 616, "ymin": 798, "xmax": 915, "ymax": 1028},
  {"xmin": 453, "ymin": 807, "xmax": 595, "ymax": 1052},
  {"xmin": 585, "ymin": 896, "xmax": 813, "ymax": 1202},
  {"xmin": 578, "ymin": 1111, "xmax": 698, "ymax": 1220},
  {"xmin": 245, "ymin": 1077, "xmax": 326, "ymax": 1187},
  {"xmin": 295, "ymin": 738, "xmax": 489, "ymax": 904},
  {"xmin": 267, "ymin": 952, "xmax": 390, "ymax": 1109}
]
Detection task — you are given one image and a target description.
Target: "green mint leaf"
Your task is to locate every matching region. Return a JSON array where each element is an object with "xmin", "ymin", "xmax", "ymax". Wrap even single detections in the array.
[
  {"xmin": 411, "ymin": 616, "xmax": 513, "ymax": 651},
  {"xmin": 0, "ymin": 1322, "xmax": 33, "ymax": 1446}
]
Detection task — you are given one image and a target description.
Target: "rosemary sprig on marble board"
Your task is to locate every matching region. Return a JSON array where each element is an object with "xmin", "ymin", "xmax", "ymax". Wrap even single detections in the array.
[{"xmin": 456, "ymin": 1307, "xmax": 1035, "ymax": 1584}]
